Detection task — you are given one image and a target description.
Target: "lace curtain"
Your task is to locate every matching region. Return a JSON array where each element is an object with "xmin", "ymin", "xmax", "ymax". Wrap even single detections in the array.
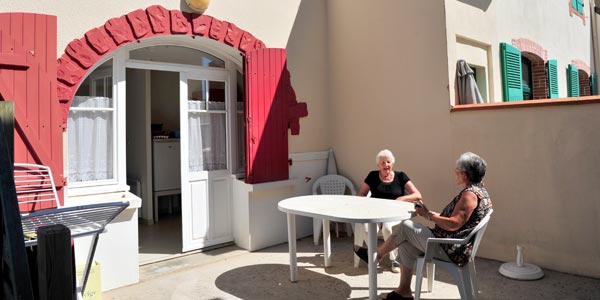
[
  {"xmin": 67, "ymin": 96, "xmax": 113, "ymax": 182},
  {"xmin": 188, "ymin": 101, "xmax": 227, "ymax": 172}
]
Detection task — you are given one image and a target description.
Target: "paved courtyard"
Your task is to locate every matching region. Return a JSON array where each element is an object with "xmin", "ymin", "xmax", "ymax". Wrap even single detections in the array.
[{"xmin": 105, "ymin": 236, "xmax": 600, "ymax": 300}]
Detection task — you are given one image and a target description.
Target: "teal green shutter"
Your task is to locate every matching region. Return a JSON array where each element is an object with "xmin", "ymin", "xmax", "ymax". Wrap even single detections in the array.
[
  {"xmin": 576, "ymin": 0, "xmax": 584, "ymax": 14},
  {"xmin": 546, "ymin": 59, "xmax": 559, "ymax": 98},
  {"xmin": 567, "ymin": 64, "xmax": 580, "ymax": 97},
  {"xmin": 591, "ymin": 73, "xmax": 597, "ymax": 95},
  {"xmin": 501, "ymin": 42, "xmax": 523, "ymax": 101}
]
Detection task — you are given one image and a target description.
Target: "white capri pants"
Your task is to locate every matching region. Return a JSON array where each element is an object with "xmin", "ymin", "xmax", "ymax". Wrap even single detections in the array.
[
  {"xmin": 355, "ymin": 221, "xmax": 401, "ymax": 262},
  {"xmin": 390, "ymin": 220, "xmax": 451, "ymax": 269}
]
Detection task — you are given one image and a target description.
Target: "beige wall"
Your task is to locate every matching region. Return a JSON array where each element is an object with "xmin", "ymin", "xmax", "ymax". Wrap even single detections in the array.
[
  {"xmin": 450, "ymin": 104, "xmax": 600, "ymax": 277},
  {"xmin": 286, "ymin": 0, "xmax": 331, "ymax": 152},
  {"xmin": 446, "ymin": 0, "xmax": 592, "ymax": 103},
  {"xmin": 326, "ymin": 0, "xmax": 455, "ymax": 214}
]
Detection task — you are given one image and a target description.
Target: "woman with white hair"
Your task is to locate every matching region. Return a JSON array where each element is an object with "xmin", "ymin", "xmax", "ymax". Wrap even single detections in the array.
[
  {"xmin": 354, "ymin": 149, "xmax": 422, "ymax": 273},
  {"xmin": 355, "ymin": 152, "xmax": 493, "ymax": 300}
]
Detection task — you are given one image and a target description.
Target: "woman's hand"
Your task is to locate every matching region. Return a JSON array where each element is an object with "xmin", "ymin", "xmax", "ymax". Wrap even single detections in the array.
[
  {"xmin": 414, "ymin": 201, "xmax": 430, "ymax": 218},
  {"xmin": 357, "ymin": 183, "xmax": 370, "ymax": 197}
]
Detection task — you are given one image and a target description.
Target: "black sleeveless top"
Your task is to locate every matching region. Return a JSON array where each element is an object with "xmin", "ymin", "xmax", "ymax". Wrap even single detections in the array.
[{"xmin": 364, "ymin": 170, "xmax": 410, "ymax": 199}]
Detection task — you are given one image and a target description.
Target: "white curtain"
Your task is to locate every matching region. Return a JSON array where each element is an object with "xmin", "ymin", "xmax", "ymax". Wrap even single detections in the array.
[
  {"xmin": 67, "ymin": 96, "xmax": 113, "ymax": 182},
  {"xmin": 188, "ymin": 101, "xmax": 227, "ymax": 172}
]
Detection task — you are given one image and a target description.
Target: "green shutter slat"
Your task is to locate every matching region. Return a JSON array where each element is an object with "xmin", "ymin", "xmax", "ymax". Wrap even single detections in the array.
[
  {"xmin": 568, "ymin": 64, "xmax": 580, "ymax": 97},
  {"xmin": 546, "ymin": 59, "xmax": 559, "ymax": 99},
  {"xmin": 501, "ymin": 42, "xmax": 523, "ymax": 102},
  {"xmin": 577, "ymin": 0, "xmax": 584, "ymax": 14},
  {"xmin": 591, "ymin": 73, "xmax": 597, "ymax": 95}
]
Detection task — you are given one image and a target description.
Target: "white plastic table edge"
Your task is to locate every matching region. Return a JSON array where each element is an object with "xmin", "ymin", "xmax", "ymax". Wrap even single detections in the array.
[{"xmin": 278, "ymin": 195, "xmax": 414, "ymax": 300}]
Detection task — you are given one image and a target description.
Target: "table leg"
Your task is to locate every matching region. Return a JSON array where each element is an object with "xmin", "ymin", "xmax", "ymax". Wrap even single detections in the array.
[
  {"xmin": 286, "ymin": 213, "xmax": 297, "ymax": 282},
  {"xmin": 367, "ymin": 223, "xmax": 378, "ymax": 300},
  {"xmin": 323, "ymin": 219, "xmax": 331, "ymax": 267}
]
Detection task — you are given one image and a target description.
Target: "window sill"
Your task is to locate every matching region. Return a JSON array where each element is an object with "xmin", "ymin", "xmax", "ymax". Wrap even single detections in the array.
[
  {"xmin": 66, "ymin": 183, "xmax": 129, "ymax": 197},
  {"xmin": 64, "ymin": 190, "xmax": 141, "ymax": 209},
  {"xmin": 451, "ymin": 96, "xmax": 600, "ymax": 112}
]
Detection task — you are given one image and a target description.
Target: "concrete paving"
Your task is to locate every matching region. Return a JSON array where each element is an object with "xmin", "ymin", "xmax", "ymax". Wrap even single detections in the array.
[{"xmin": 104, "ymin": 236, "xmax": 600, "ymax": 300}]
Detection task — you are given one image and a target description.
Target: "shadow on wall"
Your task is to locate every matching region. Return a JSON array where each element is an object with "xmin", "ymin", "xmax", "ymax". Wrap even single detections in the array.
[
  {"xmin": 215, "ymin": 264, "xmax": 351, "ymax": 300},
  {"xmin": 458, "ymin": 0, "xmax": 492, "ymax": 11}
]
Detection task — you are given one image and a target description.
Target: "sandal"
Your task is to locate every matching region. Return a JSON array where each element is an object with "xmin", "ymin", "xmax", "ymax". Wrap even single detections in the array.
[
  {"xmin": 384, "ymin": 291, "xmax": 414, "ymax": 300},
  {"xmin": 353, "ymin": 246, "xmax": 369, "ymax": 263}
]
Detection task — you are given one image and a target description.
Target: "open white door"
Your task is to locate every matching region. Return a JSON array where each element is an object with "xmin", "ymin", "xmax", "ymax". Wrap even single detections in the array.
[{"xmin": 180, "ymin": 71, "xmax": 233, "ymax": 252}]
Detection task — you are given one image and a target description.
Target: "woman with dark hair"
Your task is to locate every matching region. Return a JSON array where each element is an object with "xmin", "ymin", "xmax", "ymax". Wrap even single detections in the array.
[{"xmin": 354, "ymin": 152, "xmax": 493, "ymax": 300}]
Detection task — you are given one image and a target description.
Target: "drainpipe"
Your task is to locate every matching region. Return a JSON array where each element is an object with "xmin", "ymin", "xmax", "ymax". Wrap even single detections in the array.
[{"xmin": 591, "ymin": 0, "xmax": 600, "ymax": 76}]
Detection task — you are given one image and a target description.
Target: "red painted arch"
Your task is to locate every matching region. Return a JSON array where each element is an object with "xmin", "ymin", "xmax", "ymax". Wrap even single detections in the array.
[{"xmin": 56, "ymin": 5, "xmax": 265, "ymax": 125}]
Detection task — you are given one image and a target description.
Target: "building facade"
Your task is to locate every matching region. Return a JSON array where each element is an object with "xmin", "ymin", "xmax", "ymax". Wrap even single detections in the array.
[{"xmin": 1, "ymin": 0, "xmax": 599, "ymax": 292}]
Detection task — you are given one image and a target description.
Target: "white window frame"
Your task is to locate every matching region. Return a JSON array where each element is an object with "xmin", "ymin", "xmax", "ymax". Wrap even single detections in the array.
[{"xmin": 66, "ymin": 56, "xmax": 124, "ymax": 196}]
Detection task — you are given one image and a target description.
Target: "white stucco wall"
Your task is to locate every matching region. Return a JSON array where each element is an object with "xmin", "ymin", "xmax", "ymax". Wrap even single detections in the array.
[
  {"xmin": 0, "ymin": 0, "xmax": 299, "ymax": 53},
  {"xmin": 65, "ymin": 193, "xmax": 141, "ymax": 291},
  {"xmin": 446, "ymin": 0, "xmax": 593, "ymax": 103}
]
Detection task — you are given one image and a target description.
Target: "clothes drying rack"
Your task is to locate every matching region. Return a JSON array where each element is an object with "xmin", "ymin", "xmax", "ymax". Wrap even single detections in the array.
[{"xmin": 21, "ymin": 201, "xmax": 129, "ymax": 299}]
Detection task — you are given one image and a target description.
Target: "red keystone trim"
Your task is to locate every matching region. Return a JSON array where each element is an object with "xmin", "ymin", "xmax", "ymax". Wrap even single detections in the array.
[
  {"xmin": 56, "ymin": 5, "xmax": 266, "ymax": 126},
  {"xmin": 512, "ymin": 38, "xmax": 548, "ymax": 62},
  {"xmin": 85, "ymin": 27, "xmax": 114, "ymax": 55},
  {"xmin": 191, "ymin": 14, "xmax": 212, "ymax": 36},
  {"xmin": 571, "ymin": 59, "xmax": 590, "ymax": 75},
  {"xmin": 127, "ymin": 9, "xmax": 152, "ymax": 39}
]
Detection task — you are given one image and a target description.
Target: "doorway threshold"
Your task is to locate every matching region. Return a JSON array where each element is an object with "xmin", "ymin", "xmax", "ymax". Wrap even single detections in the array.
[
  {"xmin": 137, "ymin": 242, "xmax": 245, "ymax": 283},
  {"xmin": 139, "ymin": 241, "xmax": 235, "ymax": 266}
]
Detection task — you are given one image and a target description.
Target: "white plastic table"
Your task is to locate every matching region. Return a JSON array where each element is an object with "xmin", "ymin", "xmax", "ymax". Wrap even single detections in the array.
[{"xmin": 278, "ymin": 195, "xmax": 414, "ymax": 300}]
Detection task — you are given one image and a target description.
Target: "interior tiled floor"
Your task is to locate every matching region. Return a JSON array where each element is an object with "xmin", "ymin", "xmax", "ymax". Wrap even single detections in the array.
[{"xmin": 138, "ymin": 211, "xmax": 182, "ymax": 265}]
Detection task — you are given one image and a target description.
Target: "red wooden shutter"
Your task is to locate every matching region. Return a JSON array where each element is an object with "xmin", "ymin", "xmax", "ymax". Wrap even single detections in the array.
[
  {"xmin": 244, "ymin": 48, "xmax": 308, "ymax": 184},
  {"xmin": 0, "ymin": 13, "xmax": 64, "ymax": 208}
]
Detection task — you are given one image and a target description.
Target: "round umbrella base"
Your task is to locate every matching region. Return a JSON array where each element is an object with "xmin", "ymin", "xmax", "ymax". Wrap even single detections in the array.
[{"xmin": 499, "ymin": 262, "xmax": 544, "ymax": 280}]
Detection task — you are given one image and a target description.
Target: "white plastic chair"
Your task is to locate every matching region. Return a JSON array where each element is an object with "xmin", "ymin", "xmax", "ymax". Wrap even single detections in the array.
[
  {"xmin": 312, "ymin": 175, "xmax": 356, "ymax": 245},
  {"xmin": 414, "ymin": 209, "xmax": 493, "ymax": 300},
  {"xmin": 14, "ymin": 163, "xmax": 61, "ymax": 213}
]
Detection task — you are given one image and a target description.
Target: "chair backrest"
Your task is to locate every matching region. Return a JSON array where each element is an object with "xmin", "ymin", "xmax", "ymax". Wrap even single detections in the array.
[
  {"xmin": 14, "ymin": 163, "xmax": 61, "ymax": 213},
  {"xmin": 467, "ymin": 209, "xmax": 493, "ymax": 259},
  {"xmin": 312, "ymin": 174, "xmax": 356, "ymax": 195}
]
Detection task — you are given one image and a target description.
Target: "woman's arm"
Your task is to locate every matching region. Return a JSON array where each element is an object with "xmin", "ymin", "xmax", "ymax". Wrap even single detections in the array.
[
  {"xmin": 395, "ymin": 181, "xmax": 422, "ymax": 202},
  {"xmin": 416, "ymin": 191, "xmax": 477, "ymax": 231},
  {"xmin": 357, "ymin": 182, "xmax": 370, "ymax": 197}
]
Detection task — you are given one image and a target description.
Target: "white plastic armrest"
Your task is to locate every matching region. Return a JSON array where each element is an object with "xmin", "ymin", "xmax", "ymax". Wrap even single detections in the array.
[{"xmin": 426, "ymin": 237, "xmax": 469, "ymax": 245}]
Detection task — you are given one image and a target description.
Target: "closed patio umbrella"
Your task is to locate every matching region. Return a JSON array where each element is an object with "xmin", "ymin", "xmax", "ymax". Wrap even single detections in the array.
[
  {"xmin": 456, "ymin": 59, "xmax": 484, "ymax": 104},
  {"xmin": 326, "ymin": 148, "xmax": 338, "ymax": 175}
]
